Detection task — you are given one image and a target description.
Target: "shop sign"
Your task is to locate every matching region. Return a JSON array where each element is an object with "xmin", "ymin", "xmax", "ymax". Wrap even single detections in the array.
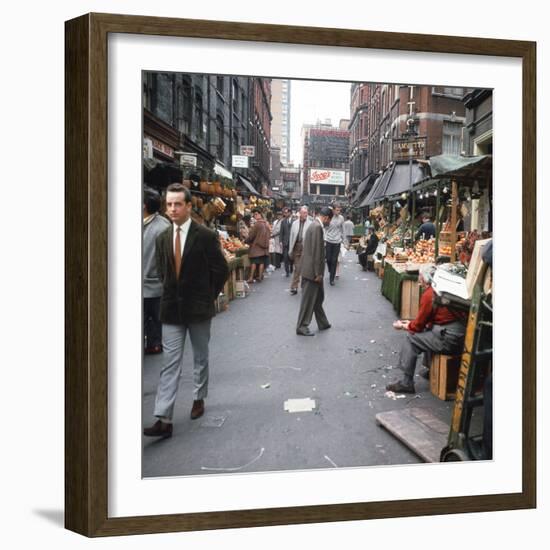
[
  {"xmin": 302, "ymin": 194, "xmax": 334, "ymax": 206},
  {"xmin": 179, "ymin": 152, "xmax": 197, "ymax": 167},
  {"xmin": 392, "ymin": 137, "xmax": 427, "ymax": 161},
  {"xmin": 143, "ymin": 138, "xmax": 153, "ymax": 159},
  {"xmin": 309, "ymin": 169, "xmax": 346, "ymax": 186},
  {"xmin": 232, "ymin": 155, "xmax": 249, "ymax": 168},
  {"xmin": 240, "ymin": 145, "xmax": 255, "ymax": 157},
  {"xmin": 147, "ymin": 135, "xmax": 174, "ymax": 158}
]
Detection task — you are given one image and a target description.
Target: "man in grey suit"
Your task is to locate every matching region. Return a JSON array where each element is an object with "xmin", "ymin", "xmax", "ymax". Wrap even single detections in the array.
[
  {"xmin": 144, "ymin": 183, "xmax": 229, "ymax": 439},
  {"xmin": 296, "ymin": 207, "xmax": 333, "ymax": 336},
  {"xmin": 288, "ymin": 205, "xmax": 312, "ymax": 295}
]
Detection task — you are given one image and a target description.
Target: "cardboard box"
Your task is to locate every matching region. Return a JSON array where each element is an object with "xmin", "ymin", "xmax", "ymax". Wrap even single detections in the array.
[
  {"xmin": 430, "ymin": 354, "xmax": 461, "ymax": 400},
  {"xmin": 400, "ymin": 279, "xmax": 421, "ymax": 320}
]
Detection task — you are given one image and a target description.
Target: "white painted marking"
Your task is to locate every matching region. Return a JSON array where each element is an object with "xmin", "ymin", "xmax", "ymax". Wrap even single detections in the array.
[{"xmin": 201, "ymin": 447, "xmax": 266, "ymax": 472}]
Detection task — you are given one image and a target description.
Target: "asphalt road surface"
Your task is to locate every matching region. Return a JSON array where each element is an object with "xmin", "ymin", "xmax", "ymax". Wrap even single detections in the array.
[{"xmin": 142, "ymin": 252, "xmax": 456, "ymax": 478}]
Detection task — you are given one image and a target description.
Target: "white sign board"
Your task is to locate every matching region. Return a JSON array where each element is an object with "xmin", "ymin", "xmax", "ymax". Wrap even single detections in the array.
[
  {"xmin": 180, "ymin": 153, "xmax": 197, "ymax": 167},
  {"xmin": 232, "ymin": 155, "xmax": 249, "ymax": 168},
  {"xmin": 309, "ymin": 169, "xmax": 346, "ymax": 186},
  {"xmin": 143, "ymin": 138, "xmax": 153, "ymax": 159}
]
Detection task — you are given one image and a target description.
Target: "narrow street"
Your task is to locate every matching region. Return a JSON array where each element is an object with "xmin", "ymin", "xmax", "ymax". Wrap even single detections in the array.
[{"xmin": 143, "ymin": 254, "xmax": 455, "ymax": 477}]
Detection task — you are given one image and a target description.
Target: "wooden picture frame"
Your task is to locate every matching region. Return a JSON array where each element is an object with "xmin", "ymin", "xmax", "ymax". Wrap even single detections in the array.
[{"xmin": 65, "ymin": 12, "xmax": 536, "ymax": 537}]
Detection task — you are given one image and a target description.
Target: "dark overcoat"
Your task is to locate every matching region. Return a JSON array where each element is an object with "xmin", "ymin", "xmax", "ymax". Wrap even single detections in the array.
[{"xmin": 155, "ymin": 221, "xmax": 229, "ymax": 324}]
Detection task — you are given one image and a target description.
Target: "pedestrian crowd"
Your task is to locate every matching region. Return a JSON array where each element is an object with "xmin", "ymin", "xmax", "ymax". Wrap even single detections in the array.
[{"xmin": 142, "ymin": 185, "xmax": 468, "ymax": 438}]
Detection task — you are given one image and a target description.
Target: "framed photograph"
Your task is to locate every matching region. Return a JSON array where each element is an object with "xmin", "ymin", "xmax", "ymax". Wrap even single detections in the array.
[{"xmin": 65, "ymin": 13, "xmax": 536, "ymax": 537}]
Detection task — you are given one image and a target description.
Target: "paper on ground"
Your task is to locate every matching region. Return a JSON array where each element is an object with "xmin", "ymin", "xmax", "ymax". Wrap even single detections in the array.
[{"xmin": 284, "ymin": 398, "xmax": 316, "ymax": 413}]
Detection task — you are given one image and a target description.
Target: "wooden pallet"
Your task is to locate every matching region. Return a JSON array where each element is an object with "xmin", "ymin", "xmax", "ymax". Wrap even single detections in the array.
[{"xmin": 376, "ymin": 407, "xmax": 449, "ymax": 462}]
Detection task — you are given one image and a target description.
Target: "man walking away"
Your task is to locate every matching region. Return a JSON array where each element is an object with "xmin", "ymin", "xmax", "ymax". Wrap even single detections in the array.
[
  {"xmin": 343, "ymin": 215, "xmax": 355, "ymax": 247},
  {"xmin": 279, "ymin": 206, "xmax": 293, "ymax": 277},
  {"xmin": 296, "ymin": 207, "xmax": 333, "ymax": 336},
  {"xmin": 288, "ymin": 206, "xmax": 312, "ymax": 295},
  {"xmin": 144, "ymin": 183, "xmax": 229, "ymax": 438},
  {"xmin": 325, "ymin": 204, "xmax": 345, "ymax": 285},
  {"xmin": 143, "ymin": 186, "xmax": 171, "ymax": 354}
]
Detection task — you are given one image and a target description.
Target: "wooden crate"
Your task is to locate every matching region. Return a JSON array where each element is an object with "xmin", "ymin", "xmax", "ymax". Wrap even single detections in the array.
[
  {"xmin": 400, "ymin": 279, "xmax": 421, "ymax": 320},
  {"xmin": 430, "ymin": 354, "xmax": 461, "ymax": 401},
  {"xmin": 223, "ymin": 279, "xmax": 231, "ymax": 301}
]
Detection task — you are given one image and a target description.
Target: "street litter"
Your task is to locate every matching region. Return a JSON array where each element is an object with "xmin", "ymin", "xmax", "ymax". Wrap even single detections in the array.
[
  {"xmin": 371, "ymin": 384, "xmax": 377, "ymax": 388},
  {"xmin": 370, "ymin": 339, "xmax": 376, "ymax": 343},
  {"xmin": 344, "ymin": 391, "xmax": 358, "ymax": 398},
  {"xmin": 261, "ymin": 383, "xmax": 271, "ymax": 389},
  {"xmin": 361, "ymin": 278, "xmax": 368, "ymax": 281},
  {"xmin": 384, "ymin": 391, "xmax": 407, "ymax": 400},
  {"xmin": 284, "ymin": 398, "xmax": 316, "ymax": 413},
  {"xmin": 201, "ymin": 414, "xmax": 228, "ymax": 428}
]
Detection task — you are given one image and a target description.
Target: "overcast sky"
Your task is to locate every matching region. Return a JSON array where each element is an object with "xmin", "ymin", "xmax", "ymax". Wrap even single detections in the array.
[{"xmin": 288, "ymin": 79, "xmax": 352, "ymax": 166}]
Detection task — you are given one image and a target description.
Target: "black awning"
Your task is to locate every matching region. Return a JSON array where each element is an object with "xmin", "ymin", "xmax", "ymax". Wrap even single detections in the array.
[
  {"xmin": 237, "ymin": 174, "xmax": 261, "ymax": 196},
  {"xmin": 352, "ymin": 173, "xmax": 378, "ymax": 206},
  {"xmin": 143, "ymin": 157, "xmax": 182, "ymax": 189},
  {"xmin": 360, "ymin": 167, "xmax": 393, "ymax": 207},
  {"xmin": 384, "ymin": 161, "xmax": 427, "ymax": 199}
]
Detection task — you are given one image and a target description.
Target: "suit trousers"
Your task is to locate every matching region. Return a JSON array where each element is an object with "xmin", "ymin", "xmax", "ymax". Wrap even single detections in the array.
[
  {"xmin": 398, "ymin": 322, "xmax": 465, "ymax": 383},
  {"xmin": 282, "ymin": 245, "xmax": 293, "ymax": 275},
  {"xmin": 290, "ymin": 242, "xmax": 303, "ymax": 290},
  {"xmin": 154, "ymin": 319, "xmax": 211, "ymax": 420},
  {"xmin": 325, "ymin": 242, "xmax": 340, "ymax": 283},
  {"xmin": 296, "ymin": 278, "xmax": 330, "ymax": 331},
  {"xmin": 143, "ymin": 297, "xmax": 162, "ymax": 349}
]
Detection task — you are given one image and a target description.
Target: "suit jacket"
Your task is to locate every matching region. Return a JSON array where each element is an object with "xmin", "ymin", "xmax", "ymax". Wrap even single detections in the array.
[
  {"xmin": 288, "ymin": 217, "xmax": 313, "ymax": 258},
  {"xmin": 279, "ymin": 217, "xmax": 292, "ymax": 247},
  {"xmin": 155, "ymin": 221, "xmax": 229, "ymax": 324},
  {"xmin": 300, "ymin": 219, "xmax": 326, "ymax": 282}
]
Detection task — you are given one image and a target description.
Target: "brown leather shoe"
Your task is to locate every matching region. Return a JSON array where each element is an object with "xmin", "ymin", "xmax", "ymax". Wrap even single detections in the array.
[
  {"xmin": 143, "ymin": 419, "xmax": 173, "ymax": 438},
  {"xmin": 144, "ymin": 344, "xmax": 163, "ymax": 355},
  {"xmin": 190, "ymin": 399, "xmax": 205, "ymax": 420}
]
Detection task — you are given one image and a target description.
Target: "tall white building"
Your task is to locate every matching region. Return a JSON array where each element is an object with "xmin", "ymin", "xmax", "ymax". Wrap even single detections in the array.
[{"xmin": 270, "ymin": 79, "xmax": 291, "ymax": 165}]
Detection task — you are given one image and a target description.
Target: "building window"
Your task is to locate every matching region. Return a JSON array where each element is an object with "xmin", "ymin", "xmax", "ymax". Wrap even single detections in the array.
[
  {"xmin": 232, "ymin": 79, "xmax": 239, "ymax": 112},
  {"xmin": 433, "ymin": 86, "xmax": 464, "ymax": 99},
  {"xmin": 216, "ymin": 115, "xmax": 224, "ymax": 159},
  {"xmin": 216, "ymin": 76, "xmax": 224, "ymax": 93},
  {"xmin": 194, "ymin": 90, "xmax": 203, "ymax": 138},
  {"xmin": 443, "ymin": 121, "xmax": 463, "ymax": 155},
  {"xmin": 177, "ymin": 77, "xmax": 192, "ymax": 134}
]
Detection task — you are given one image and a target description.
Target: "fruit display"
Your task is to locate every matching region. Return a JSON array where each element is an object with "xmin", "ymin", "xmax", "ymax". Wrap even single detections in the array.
[
  {"xmin": 211, "ymin": 197, "xmax": 227, "ymax": 216},
  {"xmin": 248, "ymin": 196, "xmax": 272, "ymax": 207},
  {"xmin": 219, "ymin": 236, "xmax": 248, "ymax": 253},
  {"xmin": 405, "ymin": 237, "xmax": 435, "ymax": 264}
]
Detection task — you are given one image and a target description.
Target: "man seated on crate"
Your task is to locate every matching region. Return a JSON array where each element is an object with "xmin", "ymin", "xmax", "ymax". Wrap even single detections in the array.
[
  {"xmin": 386, "ymin": 265, "xmax": 467, "ymax": 394},
  {"xmin": 357, "ymin": 227, "xmax": 379, "ymax": 271}
]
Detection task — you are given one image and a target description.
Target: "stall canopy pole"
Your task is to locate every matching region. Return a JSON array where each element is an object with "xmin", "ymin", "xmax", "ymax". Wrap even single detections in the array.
[
  {"xmin": 450, "ymin": 179, "xmax": 458, "ymax": 263},
  {"xmin": 435, "ymin": 181, "xmax": 441, "ymax": 257}
]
